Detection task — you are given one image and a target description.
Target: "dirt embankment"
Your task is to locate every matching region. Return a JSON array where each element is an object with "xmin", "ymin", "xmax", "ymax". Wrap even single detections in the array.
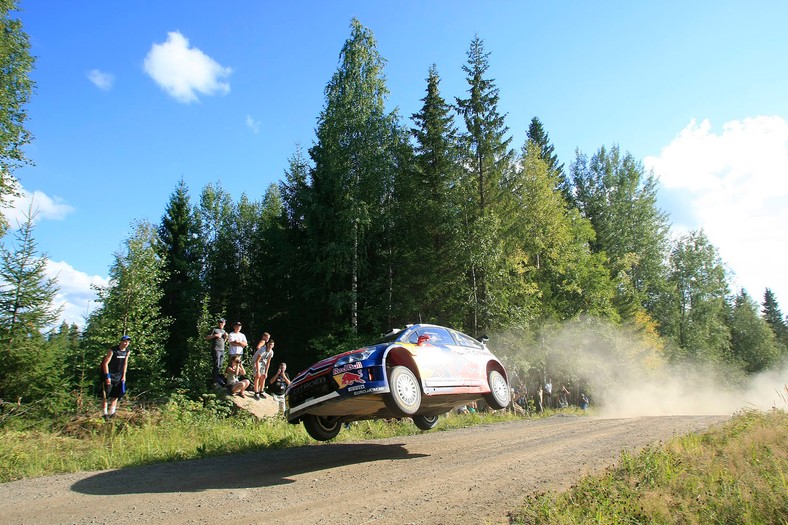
[{"xmin": 0, "ymin": 414, "xmax": 727, "ymax": 525}]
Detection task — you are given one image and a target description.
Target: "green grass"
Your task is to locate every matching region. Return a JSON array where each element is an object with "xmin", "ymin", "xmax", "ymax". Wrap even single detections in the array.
[
  {"xmin": 0, "ymin": 393, "xmax": 530, "ymax": 482},
  {"xmin": 510, "ymin": 409, "xmax": 788, "ymax": 525}
]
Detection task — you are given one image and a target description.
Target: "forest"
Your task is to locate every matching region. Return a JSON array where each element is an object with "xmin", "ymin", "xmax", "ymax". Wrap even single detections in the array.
[{"xmin": 1, "ymin": 13, "xmax": 787, "ymax": 422}]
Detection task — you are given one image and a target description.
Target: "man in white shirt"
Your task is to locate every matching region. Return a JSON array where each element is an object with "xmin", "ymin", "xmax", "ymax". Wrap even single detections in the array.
[{"xmin": 227, "ymin": 321, "xmax": 248, "ymax": 360}]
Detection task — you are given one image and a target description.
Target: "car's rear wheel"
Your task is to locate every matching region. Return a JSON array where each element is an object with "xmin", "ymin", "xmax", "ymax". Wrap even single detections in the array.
[
  {"xmin": 302, "ymin": 414, "xmax": 342, "ymax": 441},
  {"xmin": 384, "ymin": 365, "xmax": 421, "ymax": 416},
  {"xmin": 484, "ymin": 369, "xmax": 510, "ymax": 410},
  {"xmin": 412, "ymin": 414, "xmax": 439, "ymax": 430}
]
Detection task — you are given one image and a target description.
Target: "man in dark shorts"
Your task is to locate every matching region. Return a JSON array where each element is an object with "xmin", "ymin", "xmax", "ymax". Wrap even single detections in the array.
[{"xmin": 100, "ymin": 335, "xmax": 131, "ymax": 420}]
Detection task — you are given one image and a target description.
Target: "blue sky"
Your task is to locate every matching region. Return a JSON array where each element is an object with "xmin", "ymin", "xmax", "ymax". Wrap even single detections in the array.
[{"xmin": 5, "ymin": 1, "xmax": 788, "ymax": 326}]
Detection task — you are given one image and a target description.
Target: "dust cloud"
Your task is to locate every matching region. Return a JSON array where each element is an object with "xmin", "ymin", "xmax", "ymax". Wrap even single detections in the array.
[{"xmin": 497, "ymin": 318, "xmax": 787, "ymax": 418}]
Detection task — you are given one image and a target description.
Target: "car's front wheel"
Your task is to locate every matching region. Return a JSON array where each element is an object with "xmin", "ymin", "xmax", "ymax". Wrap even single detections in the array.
[
  {"xmin": 384, "ymin": 365, "xmax": 421, "ymax": 416},
  {"xmin": 302, "ymin": 414, "xmax": 342, "ymax": 441},
  {"xmin": 484, "ymin": 369, "xmax": 510, "ymax": 410},
  {"xmin": 412, "ymin": 414, "xmax": 439, "ymax": 430}
]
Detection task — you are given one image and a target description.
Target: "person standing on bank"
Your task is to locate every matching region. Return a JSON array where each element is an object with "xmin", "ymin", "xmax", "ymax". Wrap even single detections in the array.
[
  {"xmin": 100, "ymin": 335, "xmax": 131, "ymax": 420},
  {"xmin": 205, "ymin": 318, "xmax": 228, "ymax": 385},
  {"xmin": 252, "ymin": 336, "xmax": 274, "ymax": 400},
  {"xmin": 227, "ymin": 321, "xmax": 248, "ymax": 362}
]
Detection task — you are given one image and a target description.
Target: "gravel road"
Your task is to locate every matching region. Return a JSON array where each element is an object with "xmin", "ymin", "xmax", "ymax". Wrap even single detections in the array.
[{"xmin": 0, "ymin": 414, "xmax": 727, "ymax": 525}]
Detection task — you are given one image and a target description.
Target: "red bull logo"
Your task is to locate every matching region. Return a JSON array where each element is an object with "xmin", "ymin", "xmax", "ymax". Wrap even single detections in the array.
[{"xmin": 336, "ymin": 371, "xmax": 366, "ymax": 387}]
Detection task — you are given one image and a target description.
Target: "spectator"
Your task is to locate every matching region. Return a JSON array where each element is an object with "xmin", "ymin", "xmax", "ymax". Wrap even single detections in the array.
[
  {"xmin": 100, "ymin": 335, "xmax": 131, "ymax": 420},
  {"xmin": 205, "ymin": 318, "xmax": 227, "ymax": 385},
  {"xmin": 227, "ymin": 321, "xmax": 248, "ymax": 362},
  {"xmin": 559, "ymin": 384, "xmax": 570, "ymax": 408},
  {"xmin": 268, "ymin": 362, "xmax": 291, "ymax": 415},
  {"xmin": 255, "ymin": 331, "xmax": 271, "ymax": 353},
  {"xmin": 544, "ymin": 378, "xmax": 553, "ymax": 409},
  {"xmin": 536, "ymin": 385, "xmax": 544, "ymax": 413},
  {"xmin": 579, "ymin": 392, "xmax": 589, "ymax": 410},
  {"xmin": 225, "ymin": 356, "xmax": 250, "ymax": 397},
  {"xmin": 515, "ymin": 385, "xmax": 529, "ymax": 414},
  {"xmin": 252, "ymin": 338, "xmax": 274, "ymax": 400}
]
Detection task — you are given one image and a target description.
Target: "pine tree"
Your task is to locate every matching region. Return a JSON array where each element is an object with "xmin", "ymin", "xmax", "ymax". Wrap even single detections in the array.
[
  {"xmin": 277, "ymin": 148, "xmax": 319, "ymax": 352},
  {"xmin": 246, "ymin": 184, "xmax": 285, "ymax": 336},
  {"xmin": 225, "ymin": 193, "xmax": 260, "ymax": 329},
  {"xmin": 761, "ymin": 288, "xmax": 788, "ymax": 344},
  {"xmin": 392, "ymin": 64, "xmax": 465, "ymax": 326},
  {"xmin": 0, "ymin": 210, "xmax": 66, "ymax": 414},
  {"xmin": 306, "ymin": 18, "xmax": 400, "ymax": 336},
  {"xmin": 526, "ymin": 117, "xmax": 564, "ymax": 179},
  {"xmin": 0, "ymin": 0, "xmax": 35, "ymax": 235},
  {"xmin": 454, "ymin": 35, "xmax": 514, "ymax": 334},
  {"xmin": 158, "ymin": 179, "xmax": 203, "ymax": 377},
  {"xmin": 730, "ymin": 289, "xmax": 780, "ymax": 373},
  {"xmin": 0, "ymin": 209, "xmax": 61, "ymax": 337},
  {"xmin": 198, "ymin": 183, "xmax": 235, "ymax": 319}
]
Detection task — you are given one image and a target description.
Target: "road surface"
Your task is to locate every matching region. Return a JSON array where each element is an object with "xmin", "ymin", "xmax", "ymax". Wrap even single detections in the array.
[{"xmin": 0, "ymin": 414, "xmax": 727, "ymax": 524}]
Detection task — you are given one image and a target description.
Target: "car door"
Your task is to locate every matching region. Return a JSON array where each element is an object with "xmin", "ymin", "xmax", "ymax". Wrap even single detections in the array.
[
  {"xmin": 406, "ymin": 326, "xmax": 459, "ymax": 388},
  {"xmin": 446, "ymin": 329, "xmax": 487, "ymax": 388}
]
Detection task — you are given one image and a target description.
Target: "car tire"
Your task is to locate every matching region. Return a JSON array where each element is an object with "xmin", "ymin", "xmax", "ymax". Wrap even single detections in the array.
[
  {"xmin": 384, "ymin": 366, "xmax": 421, "ymax": 416},
  {"xmin": 484, "ymin": 369, "xmax": 510, "ymax": 410},
  {"xmin": 412, "ymin": 414, "xmax": 439, "ymax": 431},
  {"xmin": 302, "ymin": 414, "xmax": 342, "ymax": 441}
]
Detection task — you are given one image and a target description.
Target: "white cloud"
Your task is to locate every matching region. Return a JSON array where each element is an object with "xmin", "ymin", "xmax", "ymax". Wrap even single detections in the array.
[
  {"xmin": 645, "ymin": 116, "xmax": 788, "ymax": 305},
  {"xmin": 143, "ymin": 31, "xmax": 232, "ymax": 104},
  {"xmin": 245, "ymin": 114, "xmax": 261, "ymax": 134},
  {"xmin": 2, "ymin": 186, "xmax": 74, "ymax": 227},
  {"xmin": 87, "ymin": 69, "xmax": 114, "ymax": 90},
  {"xmin": 45, "ymin": 260, "xmax": 108, "ymax": 327}
]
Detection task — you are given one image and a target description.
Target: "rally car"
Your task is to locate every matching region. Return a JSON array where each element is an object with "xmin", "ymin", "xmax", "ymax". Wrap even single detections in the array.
[{"xmin": 286, "ymin": 323, "xmax": 510, "ymax": 441}]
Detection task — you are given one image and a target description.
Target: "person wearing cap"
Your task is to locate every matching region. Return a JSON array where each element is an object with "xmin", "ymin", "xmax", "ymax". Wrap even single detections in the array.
[
  {"xmin": 227, "ymin": 321, "xmax": 248, "ymax": 361},
  {"xmin": 100, "ymin": 335, "xmax": 131, "ymax": 420},
  {"xmin": 205, "ymin": 318, "xmax": 228, "ymax": 385}
]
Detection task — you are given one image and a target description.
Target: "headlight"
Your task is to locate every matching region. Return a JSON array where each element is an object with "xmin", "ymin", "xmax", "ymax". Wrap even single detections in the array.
[{"xmin": 335, "ymin": 348, "xmax": 373, "ymax": 367}]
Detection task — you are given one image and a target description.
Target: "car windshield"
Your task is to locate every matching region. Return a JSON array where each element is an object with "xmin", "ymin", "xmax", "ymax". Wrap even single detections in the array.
[
  {"xmin": 372, "ymin": 329, "xmax": 406, "ymax": 345},
  {"xmin": 406, "ymin": 327, "xmax": 453, "ymax": 345}
]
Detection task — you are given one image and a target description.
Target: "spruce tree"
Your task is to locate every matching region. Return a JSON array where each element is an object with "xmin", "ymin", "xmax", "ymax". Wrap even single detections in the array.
[
  {"xmin": 762, "ymin": 288, "xmax": 788, "ymax": 344},
  {"xmin": 198, "ymin": 183, "xmax": 235, "ymax": 319},
  {"xmin": 0, "ymin": 210, "xmax": 67, "ymax": 415},
  {"xmin": 526, "ymin": 117, "xmax": 564, "ymax": 180},
  {"xmin": 0, "ymin": 209, "xmax": 61, "ymax": 337},
  {"xmin": 454, "ymin": 35, "xmax": 514, "ymax": 334},
  {"xmin": 306, "ymin": 18, "xmax": 400, "ymax": 336},
  {"xmin": 246, "ymin": 184, "xmax": 286, "ymax": 338},
  {"xmin": 158, "ymin": 179, "xmax": 203, "ymax": 377},
  {"xmin": 393, "ymin": 64, "xmax": 465, "ymax": 326},
  {"xmin": 730, "ymin": 289, "xmax": 779, "ymax": 373}
]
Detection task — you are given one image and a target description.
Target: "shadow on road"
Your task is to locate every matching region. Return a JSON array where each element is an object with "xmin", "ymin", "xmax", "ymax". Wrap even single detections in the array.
[{"xmin": 71, "ymin": 442, "xmax": 425, "ymax": 495}]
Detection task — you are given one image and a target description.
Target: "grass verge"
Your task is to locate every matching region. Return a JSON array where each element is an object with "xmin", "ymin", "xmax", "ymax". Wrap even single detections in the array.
[
  {"xmin": 510, "ymin": 409, "xmax": 788, "ymax": 525},
  {"xmin": 0, "ymin": 394, "xmax": 533, "ymax": 482}
]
